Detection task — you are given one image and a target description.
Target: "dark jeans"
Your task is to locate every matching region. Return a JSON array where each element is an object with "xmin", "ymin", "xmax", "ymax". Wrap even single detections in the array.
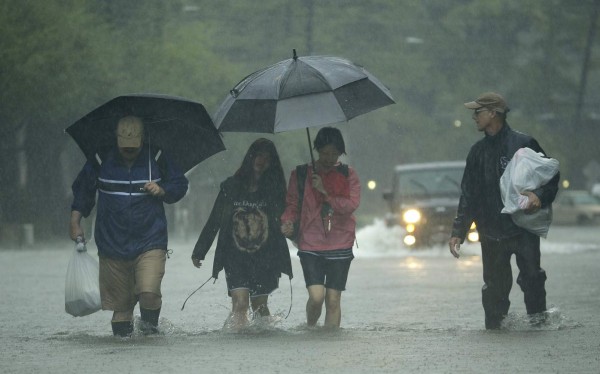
[{"xmin": 480, "ymin": 231, "xmax": 547, "ymax": 328}]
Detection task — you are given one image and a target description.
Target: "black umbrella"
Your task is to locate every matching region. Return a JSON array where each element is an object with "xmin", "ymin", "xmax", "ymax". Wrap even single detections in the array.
[
  {"xmin": 213, "ymin": 50, "xmax": 394, "ymax": 165},
  {"xmin": 65, "ymin": 94, "xmax": 225, "ymax": 174}
]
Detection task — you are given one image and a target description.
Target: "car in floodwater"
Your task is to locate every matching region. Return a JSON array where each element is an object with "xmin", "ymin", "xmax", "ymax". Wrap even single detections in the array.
[
  {"xmin": 552, "ymin": 190, "xmax": 600, "ymax": 225},
  {"xmin": 382, "ymin": 161, "xmax": 478, "ymax": 248}
]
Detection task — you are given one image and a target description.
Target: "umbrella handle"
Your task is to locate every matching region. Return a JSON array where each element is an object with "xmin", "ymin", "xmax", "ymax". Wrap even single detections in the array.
[
  {"xmin": 138, "ymin": 135, "xmax": 151, "ymax": 193},
  {"xmin": 306, "ymin": 128, "xmax": 315, "ymax": 171}
]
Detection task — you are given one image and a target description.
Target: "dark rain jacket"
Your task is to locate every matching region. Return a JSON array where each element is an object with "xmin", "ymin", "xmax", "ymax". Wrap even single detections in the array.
[
  {"xmin": 192, "ymin": 176, "xmax": 293, "ymax": 280},
  {"xmin": 71, "ymin": 145, "xmax": 188, "ymax": 260},
  {"xmin": 451, "ymin": 124, "xmax": 560, "ymax": 241}
]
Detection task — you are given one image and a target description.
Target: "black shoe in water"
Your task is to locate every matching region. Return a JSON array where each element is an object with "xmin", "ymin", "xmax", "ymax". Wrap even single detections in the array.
[
  {"xmin": 112, "ymin": 321, "xmax": 134, "ymax": 337},
  {"xmin": 140, "ymin": 308, "xmax": 161, "ymax": 335},
  {"xmin": 485, "ymin": 315, "xmax": 505, "ymax": 330},
  {"xmin": 529, "ymin": 311, "xmax": 548, "ymax": 328}
]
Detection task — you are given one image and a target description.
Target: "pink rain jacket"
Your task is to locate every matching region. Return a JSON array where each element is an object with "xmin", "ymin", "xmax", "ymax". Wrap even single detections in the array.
[{"xmin": 281, "ymin": 163, "xmax": 360, "ymax": 251}]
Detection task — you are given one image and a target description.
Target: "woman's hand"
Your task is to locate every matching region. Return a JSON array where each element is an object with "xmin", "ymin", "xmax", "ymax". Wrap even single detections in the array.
[
  {"xmin": 311, "ymin": 174, "xmax": 328, "ymax": 196},
  {"xmin": 281, "ymin": 221, "xmax": 294, "ymax": 237}
]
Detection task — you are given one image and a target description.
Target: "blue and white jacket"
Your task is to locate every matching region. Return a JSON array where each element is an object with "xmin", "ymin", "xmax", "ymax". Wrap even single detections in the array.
[{"xmin": 71, "ymin": 145, "xmax": 189, "ymax": 260}]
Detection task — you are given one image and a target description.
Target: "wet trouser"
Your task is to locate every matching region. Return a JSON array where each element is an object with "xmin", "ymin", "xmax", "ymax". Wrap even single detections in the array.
[{"xmin": 480, "ymin": 231, "xmax": 547, "ymax": 329}]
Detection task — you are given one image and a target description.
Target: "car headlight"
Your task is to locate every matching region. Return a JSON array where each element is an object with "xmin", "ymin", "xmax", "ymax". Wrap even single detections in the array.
[
  {"xmin": 467, "ymin": 231, "xmax": 479, "ymax": 242},
  {"xmin": 402, "ymin": 209, "xmax": 422, "ymax": 224},
  {"xmin": 403, "ymin": 234, "xmax": 416, "ymax": 246}
]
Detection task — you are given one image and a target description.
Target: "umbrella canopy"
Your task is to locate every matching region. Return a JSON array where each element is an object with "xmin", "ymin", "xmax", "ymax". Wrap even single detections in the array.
[
  {"xmin": 213, "ymin": 50, "xmax": 395, "ymax": 133},
  {"xmin": 65, "ymin": 94, "xmax": 225, "ymax": 173}
]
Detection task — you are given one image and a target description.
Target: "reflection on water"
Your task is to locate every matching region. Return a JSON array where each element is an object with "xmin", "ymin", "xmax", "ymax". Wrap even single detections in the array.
[
  {"xmin": 398, "ymin": 257, "xmax": 424, "ymax": 270},
  {"xmin": 1, "ymin": 220, "xmax": 598, "ymax": 374},
  {"xmin": 456, "ymin": 256, "xmax": 480, "ymax": 269}
]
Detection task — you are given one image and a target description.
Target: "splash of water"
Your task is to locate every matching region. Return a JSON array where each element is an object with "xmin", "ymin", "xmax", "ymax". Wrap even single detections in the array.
[
  {"xmin": 221, "ymin": 310, "xmax": 286, "ymax": 334},
  {"xmin": 499, "ymin": 306, "xmax": 581, "ymax": 331}
]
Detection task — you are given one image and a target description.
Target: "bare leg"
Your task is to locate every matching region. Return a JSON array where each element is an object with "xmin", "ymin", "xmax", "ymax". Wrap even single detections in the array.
[
  {"xmin": 229, "ymin": 289, "xmax": 250, "ymax": 328},
  {"xmin": 306, "ymin": 285, "xmax": 325, "ymax": 326},
  {"xmin": 324, "ymin": 288, "xmax": 342, "ymax": 328},
  {"xmin": 250, "ymin": 295, "xmax": 270, "ymax": 317}
]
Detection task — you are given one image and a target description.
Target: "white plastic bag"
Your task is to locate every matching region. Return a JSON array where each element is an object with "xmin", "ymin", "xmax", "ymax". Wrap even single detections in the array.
[
  {"xmin": 500, "ymin": 147, "xmax": 559, "ymax": 238},
  {"xmin": 65, "ymin": 240, "xmax": 101, "ymax": 317}
]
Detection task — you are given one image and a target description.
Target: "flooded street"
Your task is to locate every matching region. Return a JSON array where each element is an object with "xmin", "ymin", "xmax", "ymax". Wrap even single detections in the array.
[{"xmin": 1, "ymin": 222, "xmax": 599, "ymax": 373}]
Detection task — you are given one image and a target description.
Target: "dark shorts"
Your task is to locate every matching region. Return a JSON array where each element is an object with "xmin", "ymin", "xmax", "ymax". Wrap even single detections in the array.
[
  {"xmin": 224, "ymin": 257, "xmax": 279, "ymax": 297},
  {"xmin": 298, "ymin": 252, "xmax": 353, "ymax": 291}
]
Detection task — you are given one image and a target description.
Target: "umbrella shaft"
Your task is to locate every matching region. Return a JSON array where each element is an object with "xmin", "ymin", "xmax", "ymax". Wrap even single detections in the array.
[{"xmin": 306, "ymin": 128, "xmax": 315, "ymax": 171}]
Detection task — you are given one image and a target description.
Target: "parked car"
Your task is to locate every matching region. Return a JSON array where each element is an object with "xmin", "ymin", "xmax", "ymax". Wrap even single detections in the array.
[
  {"xmin": 382, "ymin": 161, "xmax": 478, "ymax": 248},
  {"xmin": 552, "ymin": 190, "xmax": 600, "ymax": 225}
]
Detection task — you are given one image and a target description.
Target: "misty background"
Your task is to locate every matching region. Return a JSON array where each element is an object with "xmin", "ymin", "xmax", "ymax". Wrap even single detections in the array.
[{"xmin": 1, "ymin": 0, "xmax": 599, "ymax": 246}]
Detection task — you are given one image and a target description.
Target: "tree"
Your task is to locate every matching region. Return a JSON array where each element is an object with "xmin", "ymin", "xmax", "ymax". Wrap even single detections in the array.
[{"xmin": 1, "ymin": 0, "xmax": 598, "ymax": 242}]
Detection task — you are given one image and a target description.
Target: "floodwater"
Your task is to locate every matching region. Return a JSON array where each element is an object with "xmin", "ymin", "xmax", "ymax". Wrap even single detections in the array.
[{"xmin": 1, "ymin": 221, "xmax": 599, "ymax": 373}]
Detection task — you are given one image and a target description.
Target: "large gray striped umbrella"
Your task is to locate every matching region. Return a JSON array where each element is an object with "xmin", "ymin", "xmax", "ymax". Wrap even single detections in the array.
[{"xmin": 213, "ymin": 50, "xmax": 394, "ymax": 164}]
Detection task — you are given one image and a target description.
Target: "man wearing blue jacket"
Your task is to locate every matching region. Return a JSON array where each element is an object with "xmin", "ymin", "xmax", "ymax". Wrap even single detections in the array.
[{"xmin": 69, "ymin": 116, "xmax": 188, "ymax": 337}]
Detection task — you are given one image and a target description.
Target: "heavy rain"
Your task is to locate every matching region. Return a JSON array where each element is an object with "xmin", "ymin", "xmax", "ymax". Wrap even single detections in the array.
[{"xmin": 1, "ymin": 1, "xmax": 600, "ymax": 373}]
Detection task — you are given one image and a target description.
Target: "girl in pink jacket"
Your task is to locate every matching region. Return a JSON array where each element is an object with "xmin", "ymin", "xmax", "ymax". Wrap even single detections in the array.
[{"xmin": 281, "ymin": 127, "xmax": 360, "ymax": 328}]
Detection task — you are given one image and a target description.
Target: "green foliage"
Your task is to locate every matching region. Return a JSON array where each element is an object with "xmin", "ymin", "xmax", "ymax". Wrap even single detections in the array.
[{"xmin": 0, "ymin": 0, "xmax": 598, "ymax": 238}]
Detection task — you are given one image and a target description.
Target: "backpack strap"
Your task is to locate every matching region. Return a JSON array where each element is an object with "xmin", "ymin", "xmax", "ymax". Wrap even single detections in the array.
[
  {"xmin": 92, "ymin": 146, "xmax": 168, "ymax": 179},
  {"xmin": 92, "ymin": 147, "xmax": 111, "ymax": 174},
  {"xmin": 296, "ymin": 164, "xmax": 308, "ymax": 215},
  {"xmin": 151, "ymin": 146, "xmax": 168, "ymax": 180},
  {"xmin": 291, "ymin": 164, "xmax": 309, "ymax": 241},
  {"xmin": 336, "ymin": 163, "xmax": 349, "ymax": 177}
]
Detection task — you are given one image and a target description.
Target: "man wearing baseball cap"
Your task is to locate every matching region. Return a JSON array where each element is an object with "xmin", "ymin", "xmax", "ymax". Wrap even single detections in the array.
[
  {"xmin": 449, "ymin": 92, "xmax": 560, "ymax": 329},
  {"xmin": 70, "ymin": 115, "xmax": 189, "ymax": 337}
]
